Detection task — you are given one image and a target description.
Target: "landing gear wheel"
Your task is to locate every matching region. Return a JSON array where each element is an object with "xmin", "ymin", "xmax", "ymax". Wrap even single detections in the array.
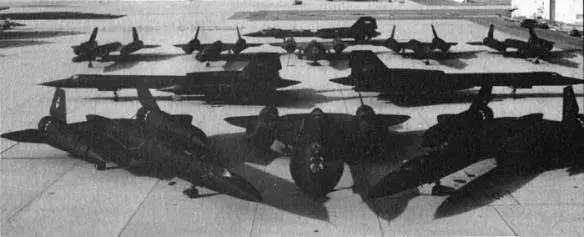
[
  {"xmin": 424, "ymin": 59, "xmax": 430, "ymax": 65},
  {"xmin": 534, "ymin": 59, "xmax": 540, "ymax": 64},
  {"xmin": 205, "ymin": 62, "xmax": 211, "ymax": 67}
]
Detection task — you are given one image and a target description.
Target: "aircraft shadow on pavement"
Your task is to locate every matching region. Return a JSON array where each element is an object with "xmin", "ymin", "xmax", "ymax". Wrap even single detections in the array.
[
  {"xmin": 379, "ymin": 90, "xmax": 584, "ymax": 107},
  {"xmin": 435, "ymin": 158, "xmax": 584, "ymax": 219},
  {"xmin": 489, "ymin": 50, "xmax": 581, "ymax": 68},
  {"xmin": 0, "ymin": 30, "xmax": 82, "ymax": 39},
  {"xmin": 0, "ymin": 40, "xmax": 50, "ymax": 48},
  {"xmin": 348, "ymin": 130, "xmax": 428, "ymax": 222},
  {"xmin": 99, "ymin": 53, "xmax": 180, "ymax": 72},
  {"xmin": 85, "ymin": 88, "xmax": 369, "ymax": 109},
  {"xmin": 208, "ymin": 132, "xmax": 330, "ymax": 221}
]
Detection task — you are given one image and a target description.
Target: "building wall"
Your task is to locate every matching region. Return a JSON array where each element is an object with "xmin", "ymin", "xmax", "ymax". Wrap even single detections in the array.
[
  {"xmin": 511, "ymin": 0, "xmax": 583, "ymax": 24},
  {"xmin": 554, "ymin": 0, "xmax": 583, "ymax": 24},
  {"xmin": 511, "ymin": 0, "xmax": 549, "ymax": 19}
]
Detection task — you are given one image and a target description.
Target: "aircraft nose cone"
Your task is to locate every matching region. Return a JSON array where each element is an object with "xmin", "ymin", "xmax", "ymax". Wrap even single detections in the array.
[
  {"xmin": 40, "ymin": 77, "xmax": 78, "ymax": 87},
  {"xmin": 329, "ymin": 77, "xmax": 352, "ymax": 86},
  {"xmin": 243, "ymin": 32, "xmax": 262, "ymax": 37},
  {"xmin": 204, "ymin": 170, "xmax": 262, "ymax": 202},
  {"xmin": 277, "ymin": 79, "xmax": 301, "ymax": 88}
]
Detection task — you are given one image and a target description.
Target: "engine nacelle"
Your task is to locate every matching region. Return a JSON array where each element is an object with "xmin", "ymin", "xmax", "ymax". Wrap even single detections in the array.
[
  {"xmin": 246, "ymin": 106, "xmax": 279, "ymax": 151},
  {"xmin": 184, "ymin": 38, "xmax": 201, "ymax": 54},
  {"xmin": 282, "ymin": 37, "xmax": 297, "ymax": 54},
  {"xmin": 385, "ymin": 38, "xmax": 402, "ymax": 53},
  {"xmin": 38, "ymin": 116, "xmax": 106, "ymax": 168},
  {"xmin": 332, "ymin": 38, "xmax": 346, "ymax": 55},
  {"xmin": 289, "ymin": 108, "xmax": 344, "ymax": 198},
  {"xmin": 135, "ymin": 108, "xmax": 209, "ymax": 151},
  {"xmin": 73, "ymin": 41, "xmax": 98, "ymax": 55}
]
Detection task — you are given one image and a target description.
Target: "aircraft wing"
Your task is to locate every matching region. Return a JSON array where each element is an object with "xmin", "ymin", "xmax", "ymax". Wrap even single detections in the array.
[
  {"xmin": 221, "ymin": 43, "xmax": 264, "ymax": 51},
  {"xmin": 225, "ymin": 112, "xmax": 410, "ymax": 146},
  {"xmin": 445, "ymin": 72, "xmax": 584, "ymax": 89}
]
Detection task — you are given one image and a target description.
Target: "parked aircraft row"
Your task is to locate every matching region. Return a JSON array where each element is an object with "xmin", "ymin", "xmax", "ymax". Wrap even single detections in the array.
[
  {"xmin": 49, "ymin": 50, "xmax": 583, "ymax": 102},
  {"xmin": 3, "ymin": 83, "xmax": 582, "ymax": 200},
  {"xmin": 72, "ymin": 27, "xmax": 160, "ymax": 67},
  {"xmin": 72, "ymin": 19, "xmax": 579, "ymax": 68}
]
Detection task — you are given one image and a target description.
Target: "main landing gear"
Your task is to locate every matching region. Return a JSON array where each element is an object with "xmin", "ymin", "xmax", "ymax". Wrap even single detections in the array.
[{"xmin": 113, "ymin": 90, "xmax": 119, "ymax": 102}]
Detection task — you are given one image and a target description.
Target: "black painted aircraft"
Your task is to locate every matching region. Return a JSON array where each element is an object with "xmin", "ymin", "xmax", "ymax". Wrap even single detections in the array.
[
  {"xmin": 270, "ymin": 37, "xmax": 355, "ymax": 64},
  {"xmin": 174, "ymin": 26, "xmax": 263, "ymax": 66},
  {"xmin": 244, "ymin": 16, "xmax": 381, "ymax": 41},
  {"xmin": 376, "ymin": 25, "xmax": 458, "ymax": 65},
  {"xmin": 223, "ymin": 101, "xmax": 410, "ymax": 198},
  {"xmin": 72, "ymin": 27, "xmax": 159, "ymax": 67},
  {"xmin": 467, "ymin": 24, "xmax": 577, "ymax": 64},
  {"xmin": 1, "ymin": 18, "xmax": 25, "ymax": 32},
  {"xmin": 329, "ymin": 50, "xmax": 583, "ymax": 97},
  {"xmin": 42, "ymin": 53, "xmax": 300, "ymax": 102},
  {"xmin": 71, "ymin": 27, "xmax": 122, "ymax": 67},
  {"xmin": 0, "ymin": 88, "xmax": 262, "ymax": 202},
  {"xmin": 368, "ymin": 85, "xmax": 584, "ymax": 199}
]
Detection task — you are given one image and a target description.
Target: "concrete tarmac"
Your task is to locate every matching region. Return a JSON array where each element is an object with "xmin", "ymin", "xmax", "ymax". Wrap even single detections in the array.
[{"xmin": 1, "ymin": 0, "xmax": 583, "ymax": 236}]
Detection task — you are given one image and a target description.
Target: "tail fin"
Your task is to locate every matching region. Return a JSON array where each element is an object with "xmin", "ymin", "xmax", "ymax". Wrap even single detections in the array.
[
  {"xmin": 50, "ymin": 88, "xmax": 67, "ymax": 123},
  {"xmin": 132, "ymin": 27, "xmax": 139, "ymax": 42},
  {"xmin": 390, "ymin": 25, "xmax": 396, "ymax": 39},
  {"xmin": 137, "ymin": 85, "xmax": 160, "ymax": 111},
  {"xmin": 431, "ymin": 25, "xmax": 438, "ymax": 38},
  {"xmin": 89, "ymin": 27, "xmax": 98, "ymax": 42},
  {"xmin": 468, "ymin": 84, "xmax": 493, "ymax": 120},
  {"xmin": 236, "ymin": 26, "xmax": 241, "ymax": 39},
  {"xmin": 194, "ymin": 26, "xmax": 200, "ymax": 40},
  {"xmin": 487, "ymin": 24, "xmax": 494, "ymax": 39},
  {"xmin": 562, "ymin": 86, "xmax": 579, "ymax": 122},
  {"xmin": 349, "ymin": 50, "xmax": 388, "ymax": 76}
]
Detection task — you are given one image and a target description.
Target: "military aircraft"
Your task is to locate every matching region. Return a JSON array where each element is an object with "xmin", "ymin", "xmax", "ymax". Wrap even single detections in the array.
[
  {"xmin": 270, "ymin": 37, "xmax": 355, "ymax": 64},
  {"xmin": 467, "ymin": 24, "xmax": 575, "ymax": 64},
  {"xmin": 72, "ymin": 27, "xmax": 160, "ymax": 67},
  {"xmin": 71, "ymin": 27, "xmax": 122, "ymax": 67},
  {"xmin": 223, "ymin": 100, "xmax": 410, "ymax": 198},
  {"xmin": 1, "ymin": 18, "xmax": 25, "ymax": 32},
  {"xmin": 368, "ymin": 85, "xmax": 584, "ymax": 199},
  {"xmin": 377, "ymin": 25, "xmax": 458, "ymax": 65},
  {"xmin": 42, "ymin": 53, "xmax": 301, "ymax": 102},
  {"xmin": 0, "ymin": 88, "xmax": 262, "ymax": 202},
  {"xmin": 244, "ymin": 16, "xmax": 381, "ymax": 41},
  {"xmin": 329, "ymin": 50, "xmax": 583, "ymax": 97},
  {"xmin": 174, "ymin": 26, "xmax": 263, "ymax": 66}
]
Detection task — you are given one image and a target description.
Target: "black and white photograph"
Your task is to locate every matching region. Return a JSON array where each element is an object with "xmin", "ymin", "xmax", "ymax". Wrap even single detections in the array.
[{"xmin": 1, "ymin": 0, "xmax": 583, "ymax": 236}]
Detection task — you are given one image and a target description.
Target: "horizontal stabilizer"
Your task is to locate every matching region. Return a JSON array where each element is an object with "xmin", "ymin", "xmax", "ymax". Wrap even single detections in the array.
[
  {"xmin": 0, "ymin": 129, "xmax": 44, "ymax": 143},
  {"xmin": 171, "ymin": 114, "xmax": 193, "ymax": 125},
  {"xmin": 375, "ymin": 114, "xmax": 411, "ymax": 127},
  {"xmin": 224, "ymin": 116, "xmax": 257, "ymax": 129}
]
